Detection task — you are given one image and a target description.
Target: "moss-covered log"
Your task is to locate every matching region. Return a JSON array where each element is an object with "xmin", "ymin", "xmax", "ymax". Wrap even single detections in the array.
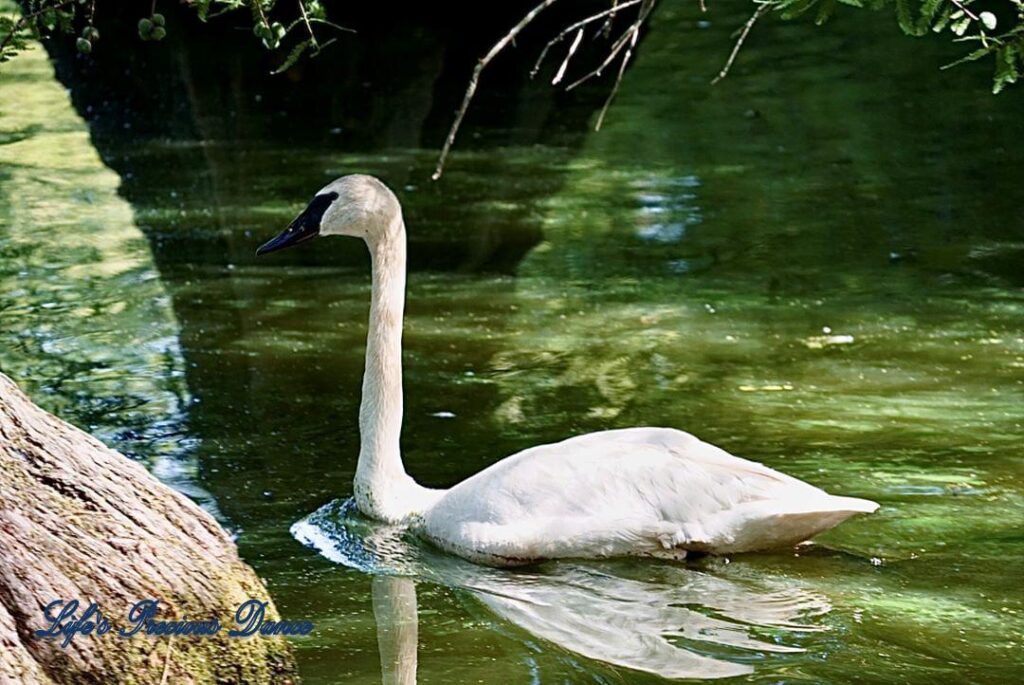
[{"xmin": 0, "ymin": 372, "xmax": 297, "ymax": 684}]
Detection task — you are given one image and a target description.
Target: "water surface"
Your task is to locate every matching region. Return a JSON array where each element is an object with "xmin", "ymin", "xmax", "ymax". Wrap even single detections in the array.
[{"xmin": 1, "ymin": 4, "xmax": 1022, "ymax": 683}]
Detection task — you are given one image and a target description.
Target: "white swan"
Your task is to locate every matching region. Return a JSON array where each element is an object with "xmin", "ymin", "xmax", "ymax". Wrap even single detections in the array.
[{"xmin": 258, "ymin": 174, "xmax": 878, "ymax": 567}]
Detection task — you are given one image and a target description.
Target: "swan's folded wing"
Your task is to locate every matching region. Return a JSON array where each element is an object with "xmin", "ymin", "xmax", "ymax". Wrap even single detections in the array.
[{"xmin": 420, "ymin": 427, "xmax": 877, "ymax": 563}]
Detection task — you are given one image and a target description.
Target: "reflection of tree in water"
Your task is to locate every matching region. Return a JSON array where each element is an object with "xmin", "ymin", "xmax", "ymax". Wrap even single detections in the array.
[
  {"xmin": 0, "ymin": 47, "xmax": 186, "ymax": 461},
  {"xmin": 0, "ymin": 44, "xmax": 230, "ymax": 515}
]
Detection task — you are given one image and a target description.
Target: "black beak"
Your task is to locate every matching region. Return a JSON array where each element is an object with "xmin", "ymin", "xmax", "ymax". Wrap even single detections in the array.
[{"xmin": 256, "ymin": 191, "xmax": 338, "ymax": 256}]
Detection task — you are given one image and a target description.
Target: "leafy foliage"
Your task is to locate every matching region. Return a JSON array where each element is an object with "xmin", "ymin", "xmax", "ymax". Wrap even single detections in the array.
[
  {"xmin": 768, "ymin": 0, "xmax": 1024, "ymax": 93},
  {"xmin": 1, "ymin": 0, "xmax": 1022, "ymax": 92},
  {"xmin": 0, "ymin": 15, "xmax": 29, "ymax": 63},
  {"xmin": 0, "ymin": 0, "xmax": 348, "ymax": 71}
]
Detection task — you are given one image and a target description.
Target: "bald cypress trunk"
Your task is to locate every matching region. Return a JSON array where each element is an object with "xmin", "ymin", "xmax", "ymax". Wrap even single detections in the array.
[{"xmin": 0, "ymin": 372, "xmax": 297, "ymax": 684}]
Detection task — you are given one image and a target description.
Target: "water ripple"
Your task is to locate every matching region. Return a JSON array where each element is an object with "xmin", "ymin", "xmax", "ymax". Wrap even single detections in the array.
[{"xmin": 292, "ymin": 499, "xmax": 831, "ymax": 679}]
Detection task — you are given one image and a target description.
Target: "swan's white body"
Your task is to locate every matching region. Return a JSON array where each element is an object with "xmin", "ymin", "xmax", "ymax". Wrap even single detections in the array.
[
  {"xmin": 420, "ymin": 427, "xmax": 877, "ymax": 564},
  {"xmin": 263, "ymin": 175, "xmax": 878, "ymax": 567}
]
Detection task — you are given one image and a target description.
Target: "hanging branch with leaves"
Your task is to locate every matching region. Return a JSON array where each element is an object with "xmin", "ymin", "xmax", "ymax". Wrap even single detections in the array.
[
  {"xmin": 1, "ymin": 0, "xmax": 1022, "ymax": 176},
  {"xmin": 770, "ymin": 0, "xmax": 1024, "ymax": 93},
  {"xmin": 429, "ymin": 0, "xmax": 1024, "ymax": 176},
  {"xmin": 0, "ymin": 0, "xmax": 352, "ymax": 67}
]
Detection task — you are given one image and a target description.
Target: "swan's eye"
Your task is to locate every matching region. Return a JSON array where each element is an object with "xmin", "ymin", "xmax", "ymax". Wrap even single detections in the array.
[
  {"xmin": 256, "ymin": 192, "xmax": 338, "ymax": 255},
  {"xmin": 302, "ymin": 192, "xmax": 339, "ymax": 224}
]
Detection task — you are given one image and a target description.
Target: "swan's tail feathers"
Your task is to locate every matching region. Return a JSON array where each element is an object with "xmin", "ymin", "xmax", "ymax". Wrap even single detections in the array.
[
  {"xmin": 712, "ymin": 496, "xmax": 880, "ymax": 554},
  {"xmin": 825, "ymin": 495, "xmax": 880, "ymax": 515}
]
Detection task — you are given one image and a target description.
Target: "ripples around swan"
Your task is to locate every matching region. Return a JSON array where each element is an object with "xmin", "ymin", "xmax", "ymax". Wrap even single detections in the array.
[{"xmin": 291, "ymin": 498, "xmax": 832, "ymax": 681}]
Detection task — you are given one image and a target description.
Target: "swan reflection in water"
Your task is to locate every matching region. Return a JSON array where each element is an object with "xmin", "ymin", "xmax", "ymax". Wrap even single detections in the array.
[{"xmin": 292, "ymin": 499, "xmax": 832, "ymax": 682}]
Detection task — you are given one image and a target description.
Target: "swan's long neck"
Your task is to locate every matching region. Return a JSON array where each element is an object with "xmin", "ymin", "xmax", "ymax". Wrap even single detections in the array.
[{"xmin": 353, "ymin": 215, "xmax": 435, "ymax": 522}]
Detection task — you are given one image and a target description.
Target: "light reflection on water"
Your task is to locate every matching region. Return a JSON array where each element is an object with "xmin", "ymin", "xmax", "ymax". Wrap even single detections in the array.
[{"xmin": 0, "ymin": 45, "xmax": 218, "ymax": 517}]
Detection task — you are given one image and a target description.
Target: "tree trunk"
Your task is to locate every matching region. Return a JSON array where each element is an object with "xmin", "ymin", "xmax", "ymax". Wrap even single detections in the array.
[{"xmin": 0, "ymin": 372, "xmax": 297, "ymax": 684}]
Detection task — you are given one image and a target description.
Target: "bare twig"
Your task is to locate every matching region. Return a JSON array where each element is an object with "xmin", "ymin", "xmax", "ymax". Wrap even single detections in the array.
[
  {"xmin": 551, "ymin": 27, "xmax": 584, "ymax": 84},
  {"xmin": 432, "ymin": 0, "xmax": 560, "ymax": 180},
  {"xmin": 600, "ymin": 0, "xmax": 622, "ymax": 37},
  {"xmin": 297, "ymin": 0, "xmax": 319, "ymax": 50},
  {"xmin": 308, "ymin": 17, "xmax": 355, "ymax": 34},
  {"xmin": 593, "ymin": 0, "xmax": 658, "ymax": 129},
  {"xmin": 563, "ymin": 26, "xmax": 632, "ymax": 89},
  {"xmin": 711, "ymin": 2, "xmax": 772, "ymax": 85},
  {"xmin": 250, "ymin": 0, "xmax": 270, "ymax": 31},
  {"xmin": 433, "ymin": 0, "xmax": 664, "ymax": 179},
  {"xmin": 530, "ymin": 0, "xmax": 643, "ymax": 79},
  {"xmin": 948, "ymin": 0, "xmax": 980, "ymax": 22},
  {"xmin": 565, "ymin": 0, "xmax": 655, "ymax": 92},
  {"xmin": 594, "ymin": 24, "xmax": 639, "ymax": 130}
]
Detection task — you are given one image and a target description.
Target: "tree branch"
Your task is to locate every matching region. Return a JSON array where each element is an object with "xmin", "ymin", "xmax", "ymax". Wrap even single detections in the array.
[
  {"xmin": 711, "ymin": 2, "xmax": 772, "ymax": 85},
  {"xmin": 594, "ymin": 23, "xmax": 640, "ymax": 130},
  {"xmin": 432, "ymin": 0, "xmax": 560, "ymax": 180},
  {"xmin": 0, "ymin": 0, "xmax": 77, "ymax": 56},
  {"xmin": 530, "ymin": 0, "xmax": 643, "ymax": 80},
  {"xmin": 297, "ymin": 0, "xmax": 319, "ymax": 50},
  {"xmin": 565, "ymin": 0, "xmax": 655, "ymax": 92}
]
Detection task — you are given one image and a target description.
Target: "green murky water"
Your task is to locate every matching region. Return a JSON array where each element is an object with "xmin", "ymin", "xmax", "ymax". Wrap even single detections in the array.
[{"xmin": 2, "ymin": 4, "xmax": 1023, "ymax": 683}]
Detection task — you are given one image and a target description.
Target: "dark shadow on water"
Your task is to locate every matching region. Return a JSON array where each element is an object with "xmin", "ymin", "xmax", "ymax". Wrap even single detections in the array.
[{"xmin": 43, "ymin": 1, "xmax": 614, "ymax": 273}]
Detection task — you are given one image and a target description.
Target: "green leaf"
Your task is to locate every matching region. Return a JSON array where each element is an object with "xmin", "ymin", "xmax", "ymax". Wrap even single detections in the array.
[
  {"xmin": 194, "ymin": 0, "xmax": 212, "ymax": 21},
  {"xmin": 951, "ymin": 15, "xmax": 971, "ymax": 37},
  {"xmin": 56, "ymin": 9, "xmax": 74, "ymax": 33},
  {"xmin": 993, "ymin": 44, "xmax": 1020, "ymax": 94},
  {"xmin": 778, "ymin": 0, "xmax": 819, "ymax": 20},
  {"xmin": 305, "ymin": 0, "xmax": 327, "ymax": 21},
  {"xmin": 920, "ymin": 0, "xmax": 945, "ymax": 26},
  {"xmin": 272, "ymin": 38, "xmax": 311, "ymax": 74},
  {"xmin": 941, "ymin": 45, "xmax": 993, "ymax": 70},
  {"xmin": 932, "ymin": 4, "xmax": 954, "ymax": 32},
  {"xmin": 0, "ymin": 14, "xmax": 31, "ymax": 63},
  {"xmin": 815, "ymin": 0, "xmax": 838, "ymax": 25},
  {"xmin": 895, "ymin": 0, "xmax": 927, "ymax": 37}
]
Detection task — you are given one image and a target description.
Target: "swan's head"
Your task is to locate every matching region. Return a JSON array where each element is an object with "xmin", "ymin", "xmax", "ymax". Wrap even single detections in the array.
[{"xmin": 256, "ymin": 174, "xmax": 401, "ymax": 255}]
